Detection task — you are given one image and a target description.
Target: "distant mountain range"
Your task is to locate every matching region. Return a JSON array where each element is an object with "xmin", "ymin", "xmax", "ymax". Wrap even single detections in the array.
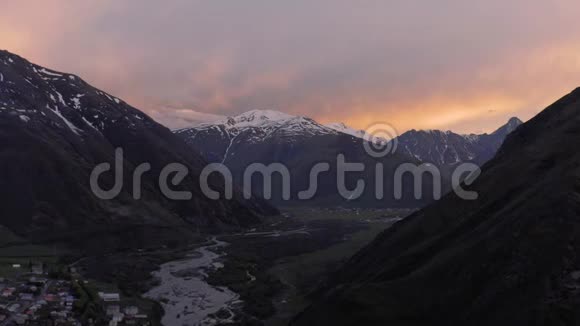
[
  {"xmin": 175, "ymin": 110, "xmax": 521, "ymax": 207},
  {"xmin": 396, "ymin": 117, "xmax": 522, "ymax": 166},
  {"xmin": 292, "ymin": 88, "xmax": 580, "ymax": 326},
  {"xmin": 0, "ymin": 50, "xmax": 275, "ymax": 252}
]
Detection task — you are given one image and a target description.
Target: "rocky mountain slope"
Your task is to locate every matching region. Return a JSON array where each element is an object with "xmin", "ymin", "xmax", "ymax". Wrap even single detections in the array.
[
  {"xmin": 0, "ymin": 50, "xmax": 275, "ymax": 251},
  {"xmin": 291, "ymin": 88, "xmax": 580, "ymax": 326}
]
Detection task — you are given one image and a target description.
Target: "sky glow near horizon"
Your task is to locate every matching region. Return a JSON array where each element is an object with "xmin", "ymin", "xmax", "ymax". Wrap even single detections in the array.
[{"xmin": 2, "ymin": 1, "xmax": 580, "ymax": 133}]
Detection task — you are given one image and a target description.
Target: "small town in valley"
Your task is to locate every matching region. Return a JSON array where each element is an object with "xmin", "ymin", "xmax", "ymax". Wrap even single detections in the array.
[{"xmin": 0, "ymin": 262, "xmax": 151, "ymax": 326}]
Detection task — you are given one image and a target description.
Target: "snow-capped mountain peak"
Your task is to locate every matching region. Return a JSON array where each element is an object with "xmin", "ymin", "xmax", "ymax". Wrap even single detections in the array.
[
  {"xmin": 178, "ymin": 109, "xmax": 336, "ymax": 136},
  {"xmin": 174, "ymin": 109, "xmax": 343, "ymax": 162},
  {"xmin": 175, "ymin": 109, "xmax": 353, "ymax": 163}
]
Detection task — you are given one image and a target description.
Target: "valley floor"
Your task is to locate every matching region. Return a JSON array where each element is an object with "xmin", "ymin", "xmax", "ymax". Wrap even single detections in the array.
[
  {"xmin": 0, "ymin": 207, "xmax": 413, "ymax": 326},
  {"xmin": 208, "ymin": 207, "xmax": 412, "ymax": 325}
]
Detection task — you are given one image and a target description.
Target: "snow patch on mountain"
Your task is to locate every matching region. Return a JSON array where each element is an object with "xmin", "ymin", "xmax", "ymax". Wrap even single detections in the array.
[
  {"xmin": 325, "ymin": 122, "xmax": 390, "ymax": 143},
  {"xmin": 37, "ymin": 68, "xmax": 63, "ymax": 78},
  {"xmin": 325, "ymin": 122, "xmax": 366, "ymax": 139},
  {"xmin": 47, "ymin": 104, "xmax": 82, "ymax": 135}
]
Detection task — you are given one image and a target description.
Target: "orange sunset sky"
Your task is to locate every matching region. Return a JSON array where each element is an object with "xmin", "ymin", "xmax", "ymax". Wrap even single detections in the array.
[{"xmin": 2, "ymin": 1, "xmax": 580, "ymax": 134}]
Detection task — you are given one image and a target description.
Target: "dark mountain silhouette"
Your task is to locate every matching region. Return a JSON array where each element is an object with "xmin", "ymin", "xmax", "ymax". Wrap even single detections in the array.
[
  {"xmin": 0, "ymin": 50, "xmax": 276, "ymax": 251},
  {"xmin": 291, "ymin": 88, "xmax": 580, "ymax": 326}
]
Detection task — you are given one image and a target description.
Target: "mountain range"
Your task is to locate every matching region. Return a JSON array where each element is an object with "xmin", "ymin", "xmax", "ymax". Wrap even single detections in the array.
[{"xmin": 175, "ymin": 110, "xmax": 521, "ymax": 207}]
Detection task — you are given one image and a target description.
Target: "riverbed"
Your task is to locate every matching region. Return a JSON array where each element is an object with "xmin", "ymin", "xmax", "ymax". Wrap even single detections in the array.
[{"xmin": 144, "ymin": 238, "xmax": 241, "ymax": 326}]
